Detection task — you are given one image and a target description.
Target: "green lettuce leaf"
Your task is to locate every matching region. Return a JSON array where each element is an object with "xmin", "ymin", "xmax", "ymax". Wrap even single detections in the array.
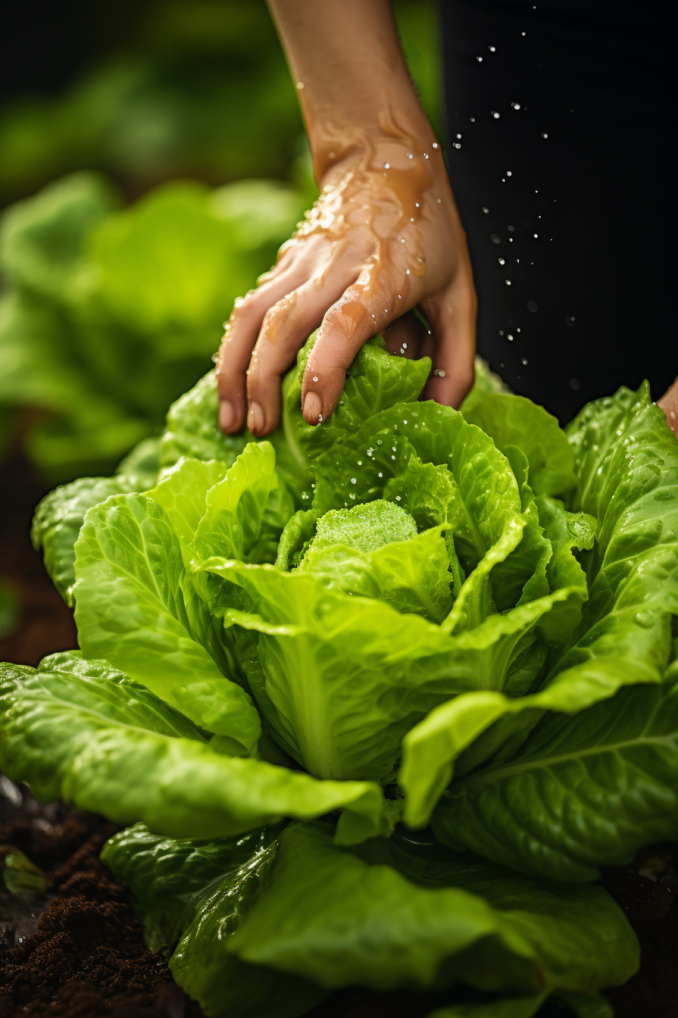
[
  {"xmin": 73, "ymin": 491, "xmax": 261, "ymax": 750},
  {"xmin": 313, "ymin": 401, "xmax": 521, "ymax": 575},
  {"xmin": 0, "ymin": 653, "xmax": 383, "ymax": 842},
  {"xmin": 102, "ymin": 822, "xmax": 326, "ymax": 1018},
  {"xmin": 431, "ymin": 682, "xmax": 678, "ymax": 881},
  {"xmin": 192, "ymin": 441, "xmax": 294, "ymax": 566},
  {"xmin": 227, "ymin": 823, "xmax": 637, "ymax": 994},
  {"xmin": 463, "ymin": 394, "xmax": 578, "ymax": 497},
  {"xmin": 280, "ymin": 331, "xmax": 431, "ymax": 466},
  {"xmin": 298, "ymin": 501, "xmax": 452, "ymax": 622}
]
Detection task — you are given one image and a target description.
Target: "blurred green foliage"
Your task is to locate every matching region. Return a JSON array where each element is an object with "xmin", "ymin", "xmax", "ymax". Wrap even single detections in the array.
[
  {"xmin": 0, "ymin": 173, "xmax": 307, "ymax": 479},
  {"xmin": 0, "ymin": 0, "xmax": 443, "ymax": 206}
]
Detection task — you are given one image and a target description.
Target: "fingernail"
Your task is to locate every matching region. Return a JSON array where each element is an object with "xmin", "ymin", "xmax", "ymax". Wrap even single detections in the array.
[
  {"xmin": 248, "ymin": 401, "xmax": 265, "ymax": 434},
  {"xmin": 219, "ymin": 400, "xmax": 236, "ymax": 432},
  {"xmin": 303, "ymin": 391, "xmax": 323, "ymax": 424}
]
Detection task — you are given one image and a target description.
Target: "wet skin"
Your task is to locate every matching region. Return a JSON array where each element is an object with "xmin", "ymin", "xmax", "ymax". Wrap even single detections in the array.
[{"xmin": 216, "ymin": 0, "xmax": 676, "ymax": 441}]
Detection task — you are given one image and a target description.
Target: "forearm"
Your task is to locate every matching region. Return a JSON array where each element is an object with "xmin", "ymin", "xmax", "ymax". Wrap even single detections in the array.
[{"xmin": 267, "ymin": 0, "xmax": 436, "ymax": 178}]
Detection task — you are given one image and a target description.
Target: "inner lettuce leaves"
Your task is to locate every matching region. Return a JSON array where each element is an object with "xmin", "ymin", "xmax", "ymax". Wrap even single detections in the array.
[{"xmin": 4, "ymin": 328, "xmax": 677, "ymax": 1016}]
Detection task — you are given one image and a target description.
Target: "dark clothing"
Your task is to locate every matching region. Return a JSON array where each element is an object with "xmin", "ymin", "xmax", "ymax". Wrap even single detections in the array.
[{"xmin": 441, "ymin": 0, "xmax": 674, "ymax": 422}]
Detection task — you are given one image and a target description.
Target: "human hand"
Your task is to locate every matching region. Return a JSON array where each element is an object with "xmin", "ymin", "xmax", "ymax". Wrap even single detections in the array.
[
  {"xmin": 658, "ymin": 375, "xmax": 678, "ymax": 437},
  {"xmin": 216, "ymin": 139, "xmax": 475, "ymax": 437}
]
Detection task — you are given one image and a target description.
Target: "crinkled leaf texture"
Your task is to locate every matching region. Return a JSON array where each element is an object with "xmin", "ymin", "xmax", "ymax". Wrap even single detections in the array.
[
  {"xmin": 102, "ymin": 823, "xmax": 327, "ymax": 1018},
  {"xmin": 431, "ymin": 682, "xmax": 678, "ymax": 882},
  {"xmin": 228, "ymin": 824, "xmax": 636, "ymax": 994},
  {"xmin": 101, "ymin": 822, "xmax": 634, "ymax": 1018},
  {"xmin": 0, "ymin": 653, "xmax": 384, "ymax": 843}
]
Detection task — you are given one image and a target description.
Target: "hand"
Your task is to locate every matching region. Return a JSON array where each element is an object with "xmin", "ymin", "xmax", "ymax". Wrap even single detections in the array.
[
  {"xmin": 658, "ymin": 376, "xmax": 678, "ymax": 437},
  {"xmin": 216, "ymin": 137, "xmax": 476, "ymax": 436}
]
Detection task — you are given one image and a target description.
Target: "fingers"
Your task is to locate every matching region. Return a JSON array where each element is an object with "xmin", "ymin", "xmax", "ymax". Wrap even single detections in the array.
[
  {"xmin": 420, "ymin": 257, "xmax": 477, "ymax": 409},
  {"xmin": 657, "ymin": 374, "xmax": 678, "ymax": 437},
  {"xmin": 301, "ymin": 279, "xmax": 407, "ymax": 424},
  {"xmin": 245, "ymin": 267, "xmax": 359, "ymax": 436},
  {"xmin": 382, "ymin": 311, "xmax": 429, "ymax": 360},
  {"xmin": 216, "ymin": 264, "xmax": 309, "ymax": 433}
]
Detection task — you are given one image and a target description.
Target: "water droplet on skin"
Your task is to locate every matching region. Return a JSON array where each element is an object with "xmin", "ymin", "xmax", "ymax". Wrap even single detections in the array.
[
  {"xmin": 511, "ymin": 102, "xmax": 521, "ymax": 110},
  {"xmin": 296, "ymin": 81, "xmax": 305, "ymax": 89},
  {"xmin": 432, "ymin": 142, "xmax": 439, "ymax": 149},
  {"xmin": 476, "ymin": 55, "xmax": 483, "ymax": 61},
  {"xmin": 527, "ymin": 301, "xmax": 538, "ymax": 312},
  {"xmin": 313, "ymin": 376, "xmax": 318, "ymax": 382},
  {"xmin": 489, "ymin": 45, "xmax": 496, "ymax": 52},
  {"xmin": 384, "ymin": 162, "xmax": 390, "ymax": 169},
  {"xmin": 498, "ymin": 257, "xmax": 505, "ymax": 264},
  {"xmin": 491, "ymin": 110, "xmax": 500, "ymax": 119},
  {"xmin": 456, "ymin": 133, "xmax": 462, "ymax": 139},
  {"xmin": 406, "ymin": 269, "xmax": 411, "ymax": 274},
  {"xmin": 505, "ymin": 279, "xmax": 512, "ymax": 285},
  {"xmin": 453, "ymin": 142, "xmax": 461, "ymax": 149}
]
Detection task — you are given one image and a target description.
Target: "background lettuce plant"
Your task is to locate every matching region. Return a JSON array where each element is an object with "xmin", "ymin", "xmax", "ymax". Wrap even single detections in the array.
[
  {"xmin": 0, "ymin": 172, "xmax": 307, "ymax": 478},
  {"xmin": 2, "ymin": 336, "xmax": 678, "ymax": 1016}
]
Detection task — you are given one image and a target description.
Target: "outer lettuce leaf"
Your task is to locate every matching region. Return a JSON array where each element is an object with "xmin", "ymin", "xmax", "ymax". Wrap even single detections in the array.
[
  {"xmin": 0, "ymin": 654, "xmax": 384, "ymax": 843},
  {"xmin": 159, "ymin": 368, "xmax": 311, "ymax": 506},
  {"xmin": 431, "ymin": 682, "xmax": 678, "ymax": 882},
  {"xmin": 101, "ymin": 822, "xmax": 283, "ymax": 955},
  {"xmin": 463, "ymin": 394, "xmax": 578, "ymax": 497},
  {"xmin": 227, "ymin": 824, "xmax": 637, "ymax": 994},
  {"xmin": 31, "ymin": 437, "xmax": 162, "ymax": 606},
  {"xmin": 32, "ymin": 474, "xmax": 139, "ymax": 605},
  {"xmin": 73, "ymin": 491, "xmax": 261, "ymax": 751},
  {"xmin": 160, "ymin": 369, "xmax": 250, "ymax": 469},
  {"xmin": 538, "ymin": 383, "xmax": 678, "ymax": 704}
]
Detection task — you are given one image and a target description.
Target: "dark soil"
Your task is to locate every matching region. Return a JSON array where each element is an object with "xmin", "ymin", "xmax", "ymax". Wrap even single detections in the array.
[{"xmin": 1, "ymin": 446, "xmax": 678, "ymax": 1018}]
